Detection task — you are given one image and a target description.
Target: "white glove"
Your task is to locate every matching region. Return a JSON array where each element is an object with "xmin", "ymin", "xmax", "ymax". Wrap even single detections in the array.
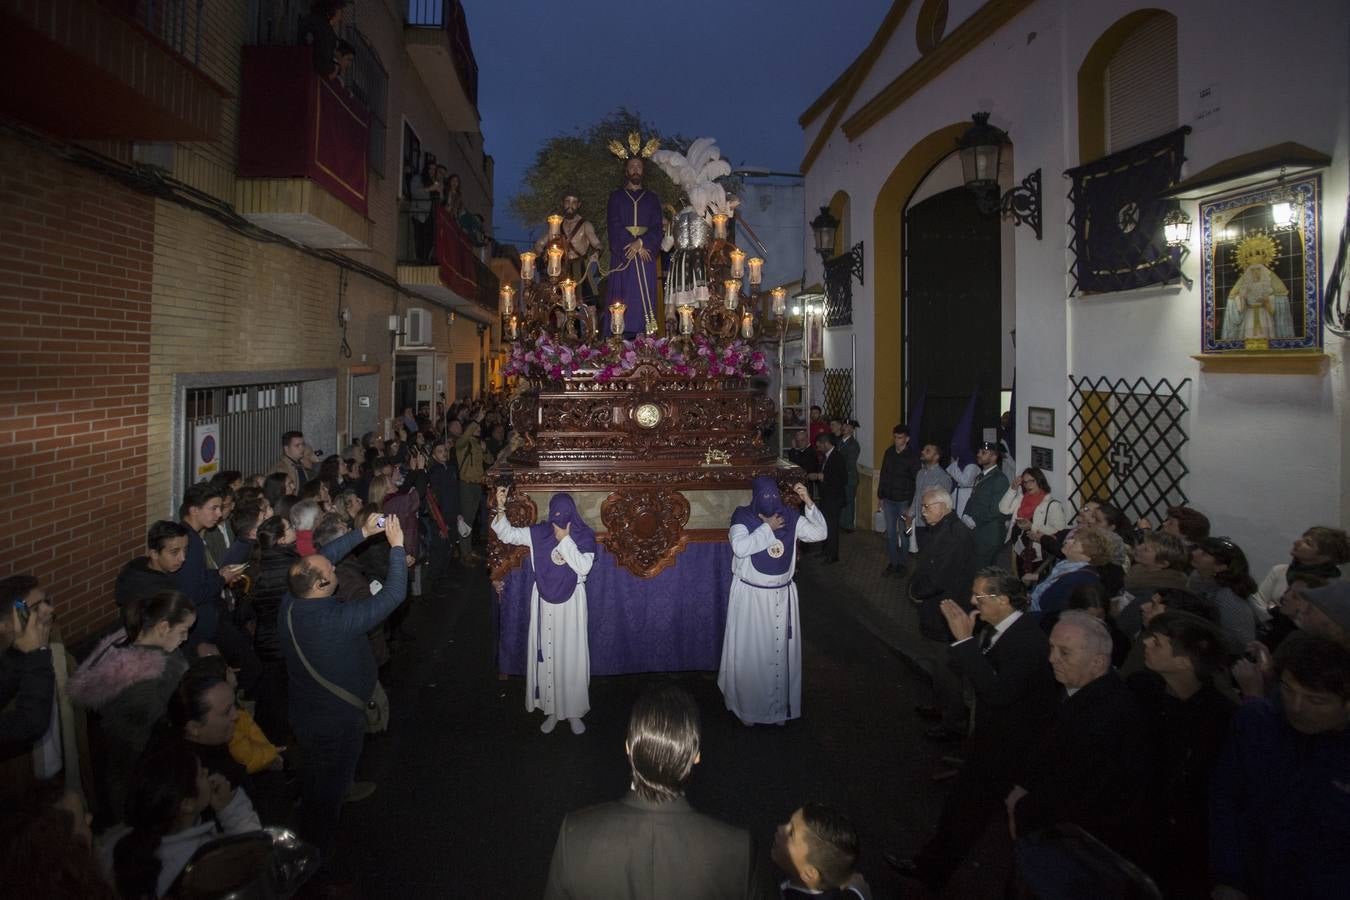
[
  {"xmin": 960, "ymin": 514, "xmax": 976, "ymax": 529},
  {"xmin": 457, "ymin": 515, "xmax": 472, "ymax": 538}
]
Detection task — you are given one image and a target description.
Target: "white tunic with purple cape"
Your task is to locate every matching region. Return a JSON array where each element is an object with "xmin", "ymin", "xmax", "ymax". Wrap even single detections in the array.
[
  {"xmin": 717, "ymin": 481, "xmax": 827, "ymax": 724},
  {"xmin": 492, "ymin": 497, "xmax": 595, "ymax": 721}
]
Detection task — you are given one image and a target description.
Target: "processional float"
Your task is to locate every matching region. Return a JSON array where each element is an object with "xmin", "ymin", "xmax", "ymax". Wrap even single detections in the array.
[{"xmin": 487, "ymin": 136, "xmax": 803, "ymax": 676}]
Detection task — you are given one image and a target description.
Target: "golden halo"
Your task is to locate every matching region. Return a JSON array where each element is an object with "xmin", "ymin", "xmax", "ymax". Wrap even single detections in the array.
[{"xmin": 1234, "ymin": 233, "xmax": 1279, "ymax": 270}]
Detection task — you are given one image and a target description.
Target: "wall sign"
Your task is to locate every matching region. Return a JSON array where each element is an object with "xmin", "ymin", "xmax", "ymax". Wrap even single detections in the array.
[
  {"xmin": 193, "ymin": 422, "xmax": 220, "ymax": 482},
  {"xmin": 1030, "ymin": 445, "xmax": 1053, "ymax": 472}
]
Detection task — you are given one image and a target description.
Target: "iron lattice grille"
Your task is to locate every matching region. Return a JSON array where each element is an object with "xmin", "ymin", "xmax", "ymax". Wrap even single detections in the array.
[
  {"xmin": 1066, "ymin": 128, "xmax": 1189, "ymax": 295},
  {"xmin": 184, "ymin": 382, "xmax": 302, "ymax": 488},
  {"xmin": 823, "ymin": 242, "xmax": 863, "ymax": 327},
  {"xmin": 1067, "ymin": 376, "xmax": 1191, "ymax": 525},
  {"xmin": 822, "ymin": 368, "xmax": 853, "ymax": 421}
]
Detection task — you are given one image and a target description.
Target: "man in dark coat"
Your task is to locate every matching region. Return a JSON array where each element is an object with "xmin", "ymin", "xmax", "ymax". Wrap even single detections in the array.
[
  {"xmin": 908, "ymin": 486, "xmax": 977, "ymax": 739},
  {"xmin": 544, "ymin": 685, "xmax": 772, "ymax": 900},
  {"xmin": 807, "ymin": 432, "xmax": 847, "ymax": 563},
  {"xmin": 1007, "ymin": 611, "xmax": 1150, "ymax": 864},
  {"xmin": 877, "ymin": 424, "xmax": 919, "ymax": 576},
  {"xmin": 426, "ymin": 438, "xmax": 461, "ymax": 582},
  {"xmin": 962, "ymin": 441, "xmax": 1010, "ymax": 569},
  {"xmin": 115, "ymin": 520, "xmax": 189, "ymax": 613},
  {"xmin": 892, "ymin": 567, "xmax": 1057, "ymax": 889}
]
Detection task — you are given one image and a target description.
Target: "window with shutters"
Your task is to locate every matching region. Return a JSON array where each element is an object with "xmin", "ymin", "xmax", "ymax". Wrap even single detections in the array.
[{"xmin": 1103, "ymin": 13, "xmax": 1179, "ymax": 154}]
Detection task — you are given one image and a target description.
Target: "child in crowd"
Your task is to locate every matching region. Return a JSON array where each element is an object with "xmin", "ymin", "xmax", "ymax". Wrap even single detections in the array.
[{"xmin": 772, "ymin": 802, "xmax": 871, "ymax": 899}]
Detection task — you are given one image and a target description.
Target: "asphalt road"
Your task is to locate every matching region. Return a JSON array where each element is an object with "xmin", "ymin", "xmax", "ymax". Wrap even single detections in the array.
[{"xmin": 325, "ymin": 554, "xmax": 989, "ymax": 898}]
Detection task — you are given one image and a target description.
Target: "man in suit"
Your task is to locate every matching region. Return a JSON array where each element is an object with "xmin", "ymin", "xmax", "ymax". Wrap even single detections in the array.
[
  {"xmin": 1005, "ymin": 612, "xmax": 1150, "ymax": 862},
  {"xmin": 889, "ymin": 567, "xmax": 1058, "ymax": 890},
  {"xmin": 962, "ymin": 440, "xmax": 1010, "ymax": 568},
  {"xmin": 807, "ymin": 432, "xmax": 846, "ymax": 563},
  {"xmin": 543, "ymin": 685, "xmax": 771, "ymax": 900},
  {"xmin": 908, "ymin": 487, "xmax": 977, "ymax": 740},
  {"xmin": 837, "ymin": 420, "xmax": 862, "ymax": 532}
]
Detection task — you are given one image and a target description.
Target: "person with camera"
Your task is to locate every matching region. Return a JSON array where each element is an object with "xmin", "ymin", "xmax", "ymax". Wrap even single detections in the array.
[
  {"xmin": 0, "ymin": 575, "xmax": 55, "ymax": 761},
  {"xmin": 279, "ymin": 512, "xmax": 405, "ymax": 867}
]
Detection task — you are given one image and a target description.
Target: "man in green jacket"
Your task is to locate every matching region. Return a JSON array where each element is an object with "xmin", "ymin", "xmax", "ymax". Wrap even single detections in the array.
[{"xmin": 962, "ymin": 441, "xmax": 1010, "ymax": 569}]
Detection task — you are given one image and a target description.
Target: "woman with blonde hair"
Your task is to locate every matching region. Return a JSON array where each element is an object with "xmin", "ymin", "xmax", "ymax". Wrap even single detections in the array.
[{"xmin": 1029, "ymin": 526, "xmax": 1114, "ymax": 619}]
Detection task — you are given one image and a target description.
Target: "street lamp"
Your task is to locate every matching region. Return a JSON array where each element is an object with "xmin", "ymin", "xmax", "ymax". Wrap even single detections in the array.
[
  {"xmin": 1162, "ymin": 206, "xmax": 1192, "ymax": 248},
  {"xmin": 809, "ymin": 206, "xmax": 839, "ymax": 260},
  {"xmin": 957, "ymin": 112, "xmax": 1043, "ymax": 240}
]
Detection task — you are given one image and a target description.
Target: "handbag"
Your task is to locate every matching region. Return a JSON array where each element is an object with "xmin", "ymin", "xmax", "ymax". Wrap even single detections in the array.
[{"xmin": 286, "ymin": 605, "xmax": 389, "ymax": 733}]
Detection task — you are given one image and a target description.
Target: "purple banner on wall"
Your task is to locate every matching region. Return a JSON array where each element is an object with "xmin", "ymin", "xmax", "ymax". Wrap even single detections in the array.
[{"xmin": 497, "ymin": 542, "xmax": 734, "ymax": 676}]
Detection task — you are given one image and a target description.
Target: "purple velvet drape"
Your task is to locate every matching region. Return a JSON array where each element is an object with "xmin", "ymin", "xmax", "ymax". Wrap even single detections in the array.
[{"xmin": 497, "ymin": 542, "xmax": 733, "ymax": 676}]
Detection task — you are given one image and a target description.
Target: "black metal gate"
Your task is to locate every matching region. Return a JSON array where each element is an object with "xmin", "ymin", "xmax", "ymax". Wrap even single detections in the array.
[
  {"xmin": 1067, "ymin": 375, "xmax": 1191, "ymax": 524},
  {"xmin": 184, "ymin": 382, "xmax": 302, "ymax": 487},
  {"xmin": 903, "ymin": 185, "xmax": 1001, "ymax": 447}
]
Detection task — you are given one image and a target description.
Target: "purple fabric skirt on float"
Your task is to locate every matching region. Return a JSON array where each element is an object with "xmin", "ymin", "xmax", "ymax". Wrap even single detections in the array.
[{"xmin": 497, "ymin": 542, "xmax": 734, "ymax": 676}]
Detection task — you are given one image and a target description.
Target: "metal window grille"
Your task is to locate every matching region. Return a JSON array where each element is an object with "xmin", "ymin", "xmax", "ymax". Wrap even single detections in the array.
[
  {"xmin": 133, "ymin": 0, "xmax": 205, "ymax": 66},
  {"xmin": 347, "ymin": 29, "xmax": 389, "ymax": 176},
  {"xmin": 1066, "ymin": 128, "xmax": 1189, "ymax": 295},
  {"xmin": 1067, "ymin": 375, "xmax": 1191, "ymax": 525},
  {"xmin": 184, "ymin": 382, "xmax": 302, "ymax": 488},
  {"xmin": 823, "ymin": 242, "xmax": 864, "ymax": 327},
  {"xmin": 822, "ymin": 369, "xmax": 854, "ymax": 421}
]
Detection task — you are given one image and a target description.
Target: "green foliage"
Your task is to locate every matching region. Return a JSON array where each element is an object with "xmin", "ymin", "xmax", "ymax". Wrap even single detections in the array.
[{"xmin": 510, "ymin": 107, "xmax": 687, "ymax": 250}]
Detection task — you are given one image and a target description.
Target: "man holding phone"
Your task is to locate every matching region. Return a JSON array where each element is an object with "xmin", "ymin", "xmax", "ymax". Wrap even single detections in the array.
[
  {"xmin": 0, "ymin": 574, "xmax": 55, "ymax": 762},
  {"xmin": 176, "ymin": 483, "xmax": 259, "ymax": 694}
]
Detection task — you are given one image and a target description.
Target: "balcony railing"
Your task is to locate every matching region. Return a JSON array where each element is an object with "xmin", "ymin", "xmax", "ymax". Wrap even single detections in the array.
[
  {"xmin": 101, "ymin": 0, "xmax": 204, "ymax": 66},
  {"xmin": 406, "ymin": 0, "xmax": 479, "ymax": 107},
  {"xmin": 397, "ymin": 203, "xmax": 496, "ymax": 314}
]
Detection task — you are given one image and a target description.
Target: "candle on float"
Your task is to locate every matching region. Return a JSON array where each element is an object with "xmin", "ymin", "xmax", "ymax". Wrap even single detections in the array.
[
  {"xmin": 747, "ymin": 257, "xmax": 764, "ymax": 286},
  {"xmin": 499, "ymin": 283, "xmax": 515, "ymax": 317},
  {"xmin": 609, "ymin": 301, "xmax": 626, "ymax": 336},
  {"xmin": 546, "ymin": 245, "xmax": 563, "ymax": 277},
  {"xmin": 729, "ymin": 248, "xmax": 745, "ymax": 278},
  {"xmin": 771, "ymin": 286, "xmax": 787, "ymax": 317},
  {"xmin": 560, "ymin": 278, "xmax": 577, "ymax": 311},
  {"xmin": 508, "ymin": 315, "xmax": 519, "ymax": 341},
  {"xmin": 546, "ymin": 214, "xmax": 562, "ymax": 237},
  {"xmin": 741, "ymin": 311, "xmax": 754, "ymax": 339},
  {"xmin": 677, "ymin": 304, "xmax": 694, "ymax": 335},
  {"xmin": 519, "ymin": 251, "xmax": 536, "ymax": 281},
  {"xmin": 723, "ymin": 279, "xmax": 741, "ymax": 311},
  {"xmin": 711, "ymin": 213, "xmax": 728, "ymax": 241}
]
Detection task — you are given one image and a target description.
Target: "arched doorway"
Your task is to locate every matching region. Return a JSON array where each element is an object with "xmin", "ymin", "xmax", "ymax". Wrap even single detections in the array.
[{"xmin": 904, "ymin": 171, "xmax": 1001, "ymax": 451}]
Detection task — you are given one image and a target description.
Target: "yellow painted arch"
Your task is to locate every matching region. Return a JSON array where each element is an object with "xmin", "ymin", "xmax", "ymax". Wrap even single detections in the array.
[{"xmin": 868, "ymin": 122, "xmax": 971, "ymax": 495}]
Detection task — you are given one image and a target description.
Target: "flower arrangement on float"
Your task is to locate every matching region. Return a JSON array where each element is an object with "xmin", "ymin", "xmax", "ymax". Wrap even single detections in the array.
[{"xmin": 504, "ymin": 331, "xmax": 766, "ymax": 383}]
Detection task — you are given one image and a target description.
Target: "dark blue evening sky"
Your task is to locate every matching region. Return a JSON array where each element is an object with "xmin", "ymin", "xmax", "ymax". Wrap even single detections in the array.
[{"xmin": 465, "ymin": 0, "xmax": 891, "ymax": 246}]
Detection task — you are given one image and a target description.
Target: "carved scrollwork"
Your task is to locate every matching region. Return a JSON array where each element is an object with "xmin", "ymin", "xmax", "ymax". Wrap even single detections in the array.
[
  {"xmin": 599, "ymin": 488, "xmax": 692, "ymax": 578},
  {"xmin": 539, "ymin": 398, "xmax": 613, "ymax": 431},
  {"xmin": 485, "ymin": 488, "xmax": 538, "ymax": 585}
]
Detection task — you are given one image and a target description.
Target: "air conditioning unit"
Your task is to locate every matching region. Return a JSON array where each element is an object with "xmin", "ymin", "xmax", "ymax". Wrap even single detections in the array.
[{"xmin": 404, "ymin": 308, "xmax": 432, "ymax": 347}]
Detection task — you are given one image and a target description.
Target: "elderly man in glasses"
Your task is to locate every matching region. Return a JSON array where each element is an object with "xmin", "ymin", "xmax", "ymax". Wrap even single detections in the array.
[{"xmin": 907, "ymin": 487, "xmax": 977, "ymax": 742}]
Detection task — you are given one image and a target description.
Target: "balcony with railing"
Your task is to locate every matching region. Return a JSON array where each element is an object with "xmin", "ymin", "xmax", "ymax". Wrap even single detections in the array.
[
  {"xmin": 404, "ymin": 0, "xmax": 480, "ymax": 132},
  {"xmin": 0, "ymin": 0, "xmax": 224, "ymax": 140},
  {"xmin": 235, "ymin": 41, "xmax": 373, "ymax": 249},
  {"xmin": 396, "ymin": 202, "xmax": 497, "ymax": 321}
]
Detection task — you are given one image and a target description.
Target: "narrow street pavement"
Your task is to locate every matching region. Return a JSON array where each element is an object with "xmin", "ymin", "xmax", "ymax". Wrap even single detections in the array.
[{"xmin": 329, "ymin": 530, "xmax": 1009, "ymax": 898}]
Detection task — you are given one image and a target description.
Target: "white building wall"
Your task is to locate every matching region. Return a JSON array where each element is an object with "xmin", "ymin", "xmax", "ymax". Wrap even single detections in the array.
[{"xmin": 804, "ymin": 0, "xmax": 1349, "ymax": 574}]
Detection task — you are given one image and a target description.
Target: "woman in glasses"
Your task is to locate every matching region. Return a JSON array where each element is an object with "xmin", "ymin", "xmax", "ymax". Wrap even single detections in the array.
[{"xmin": 998, "ymin": 467, "xmax": 1067, "ymax": 577}]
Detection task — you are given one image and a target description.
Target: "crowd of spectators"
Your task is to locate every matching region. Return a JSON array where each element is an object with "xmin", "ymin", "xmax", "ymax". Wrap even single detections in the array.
[
  {"xmin": 0, "ymin": 395, "xmax": 516, "ymax": 897},
  {"xmin": 872, "ymin": 431, "xmax": 1350, "ymax": 899}
]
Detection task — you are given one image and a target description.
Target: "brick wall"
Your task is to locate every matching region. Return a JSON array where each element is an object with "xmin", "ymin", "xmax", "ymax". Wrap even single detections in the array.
[{"xmin": 0, "ymin": 138, "xmax": 153, "ymax": 641}]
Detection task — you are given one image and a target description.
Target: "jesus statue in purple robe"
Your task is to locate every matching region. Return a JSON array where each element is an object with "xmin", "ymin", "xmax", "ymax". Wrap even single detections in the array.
[{"xmin": 606, "ymin": 157, "xmax": 664, "ymax": 335}]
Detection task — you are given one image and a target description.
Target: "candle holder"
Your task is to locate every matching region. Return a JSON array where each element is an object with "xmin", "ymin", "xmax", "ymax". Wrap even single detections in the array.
[
  {"xmin": 711, "ymin": 214, "xmax": 729, "ymax": 241},
  {"xmin": 770, "ymin": 286, "xmax": 786, "ymax": 317},
  {"xmin": 546, "ymin": 214, "xmax": 562, "ymax": 237},
  {"xmin": 740, "ymin": 311, "xmax": 755, "ymax": 340},
  {"xmin": 546, "ymin": 246, "xmax": 564, "ymax": 278},
  {"xmin": 519, "ymin": 251, "xmax": 536, "ymax": 282},
  {"xmin": 499, "ymin": 283, "xmax": 515, "ymax": 318},
  {"xmin": 677, "ymin": 304, "xmax": 695, "ymax": 335},
  {"xmin": 747, "ymin": 257, "xmax": 763, "ymax": 286},
  {"xmin": 507, "ymin": 315, "xmax": 519, "ymax": 341},
  {"xmin": 609, "ymin": 301, "xmax": 626, "ymax": 338},
  {"xmin": 723, "ymin": 279, "xmax": 741, "ymax": 311},
  {"xmin": 729, "ymin": 248, "xmax": 745, "ymax": 278},
  {"xmin": 560, "ymin": 279, "xmax": 577, "ymax": 311}
]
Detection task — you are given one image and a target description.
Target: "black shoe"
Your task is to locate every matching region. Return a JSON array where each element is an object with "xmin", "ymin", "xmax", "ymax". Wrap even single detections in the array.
[
  {"xmin": 883, "ymin": 564, "xmax": 896, "ymax": 575},
  {"xmin": 883, "ymin": 852, "xmax": 922, "ymax": 879},
  {"xmin": 913, "ymin": 705, "xmax": 943, "ymax": 723},
  {"xmin": 924, "ymin": 725, "xmax": 967, "ymax": 744}
]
